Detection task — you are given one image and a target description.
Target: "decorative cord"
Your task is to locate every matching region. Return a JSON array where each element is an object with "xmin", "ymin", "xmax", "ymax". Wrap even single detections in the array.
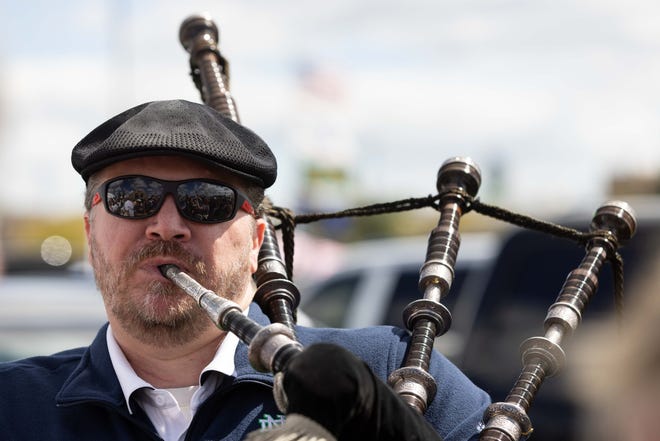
[{"xmin": 266, "ymin": 193, "xmax": 626, "ymax": 321}]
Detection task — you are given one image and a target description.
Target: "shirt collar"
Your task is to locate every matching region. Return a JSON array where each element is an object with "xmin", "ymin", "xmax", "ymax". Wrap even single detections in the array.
[
  {"xmin": 106, "ymin": 326, "xmax": 151, "ymax": 414},
  {"xmin": 106, "ymin": 308, "xmax": 244, "ymax": 414}
]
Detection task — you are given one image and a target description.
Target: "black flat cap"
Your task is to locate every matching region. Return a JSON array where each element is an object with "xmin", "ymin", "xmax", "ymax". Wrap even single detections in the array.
[{"xmin": 71, "ymin": 99, "xmax": 277, "ymax": 188}]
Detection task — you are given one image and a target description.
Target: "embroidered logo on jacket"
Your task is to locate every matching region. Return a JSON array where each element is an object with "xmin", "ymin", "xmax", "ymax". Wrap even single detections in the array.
[{"xmin": 258, "ymin": 413, "xmax": 286, "ymax": 430}]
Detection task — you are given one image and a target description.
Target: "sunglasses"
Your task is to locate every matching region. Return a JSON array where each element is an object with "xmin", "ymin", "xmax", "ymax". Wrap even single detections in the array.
[{"xmin": 94, "ymin": 175, "xmax": 255, "ymax": 223}]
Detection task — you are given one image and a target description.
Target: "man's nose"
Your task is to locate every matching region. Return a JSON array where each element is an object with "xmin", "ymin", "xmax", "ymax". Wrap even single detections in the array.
[{"xmin": 144, "ymin": 196, "xmax": 192, "ymax": 241}]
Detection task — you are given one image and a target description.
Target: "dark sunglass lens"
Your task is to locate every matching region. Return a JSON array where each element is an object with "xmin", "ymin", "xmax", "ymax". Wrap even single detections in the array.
[
  {"xmin": 177, "ymin": 181, "xmax": 236, "ymax": 222},
  {"xmin": 106, "ymin": 177, "xmax": 163, "ymax": 218}
]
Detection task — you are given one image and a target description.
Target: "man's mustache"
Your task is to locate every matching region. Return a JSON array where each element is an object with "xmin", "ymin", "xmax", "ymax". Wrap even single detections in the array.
[{"xmin": 127, "ymin": 240, "xmax": 205, "ymax": 277}]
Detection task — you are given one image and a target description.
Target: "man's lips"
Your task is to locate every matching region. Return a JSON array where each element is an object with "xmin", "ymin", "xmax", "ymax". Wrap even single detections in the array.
[{"xmin": 141, "ymin": 258, "xmax": 190, "ymax": 280}]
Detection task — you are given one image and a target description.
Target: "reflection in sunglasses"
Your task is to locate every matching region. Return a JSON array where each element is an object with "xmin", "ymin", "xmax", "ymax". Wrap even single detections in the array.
[{"xmin": 98, "ymin": 175, "xmax": 253, "ymax": 224}]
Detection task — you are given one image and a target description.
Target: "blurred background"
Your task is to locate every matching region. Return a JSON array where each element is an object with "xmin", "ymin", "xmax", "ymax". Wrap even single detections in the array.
[
  {"xmin": 1, "ymin": 0, "xmax": 659, "ymax": 273},
  {"xmin": 1, "ymin": 2, "xmax": 660, "ymax": 439}
]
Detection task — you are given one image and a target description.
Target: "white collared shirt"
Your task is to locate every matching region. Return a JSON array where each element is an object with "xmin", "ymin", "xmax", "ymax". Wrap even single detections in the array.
[{"xmin": 106, "ymin": 323, "xmax": 241, "ymax": 441}]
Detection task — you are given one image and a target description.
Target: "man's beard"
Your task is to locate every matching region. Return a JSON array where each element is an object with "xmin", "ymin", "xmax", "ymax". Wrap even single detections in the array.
[{"xmin": 89, "ymin": 238, "xmax": 252, "ymax": 348}]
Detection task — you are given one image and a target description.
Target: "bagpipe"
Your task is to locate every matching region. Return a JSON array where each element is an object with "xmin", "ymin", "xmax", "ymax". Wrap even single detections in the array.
[{"xmin": 171, "ymin": 13, "xmax": 637, "ymax": 441}]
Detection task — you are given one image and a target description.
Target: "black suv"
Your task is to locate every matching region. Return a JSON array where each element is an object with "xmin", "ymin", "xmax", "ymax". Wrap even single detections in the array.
[{"xmin": 301, "ymin": 196, "xmax": 660, "ymax": 441}]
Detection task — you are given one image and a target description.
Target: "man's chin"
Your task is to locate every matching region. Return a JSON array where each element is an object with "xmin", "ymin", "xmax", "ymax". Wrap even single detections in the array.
[
  {"xmin": 111, "ymin": 294, "xmax": 211, "ymax": 347},
  {"xmin": 128, "ymin": 314, "xmax": 211, "ymax": 347},
  {"xmin": 144, "ymin": 293, "xmax": 192, "ymax": 317}
]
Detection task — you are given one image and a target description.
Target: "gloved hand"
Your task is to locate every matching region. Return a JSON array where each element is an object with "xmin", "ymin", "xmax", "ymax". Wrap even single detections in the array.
[{"xmin": 275, "ymin": 343, "xmax": 444, "ymax": 441}]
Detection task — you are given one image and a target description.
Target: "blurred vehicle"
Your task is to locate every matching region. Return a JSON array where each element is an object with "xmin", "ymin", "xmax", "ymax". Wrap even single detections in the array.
[
  {"xmin": 298, "ymin": 232, "xmax": 501, "ymax": 361},
  {"xmin": 0, "ymin": 265, "xmax": 106, "ymax": 361},
  {"xmin": 299, "ymin": 196, "xmax": 660, "ymax": 441}
]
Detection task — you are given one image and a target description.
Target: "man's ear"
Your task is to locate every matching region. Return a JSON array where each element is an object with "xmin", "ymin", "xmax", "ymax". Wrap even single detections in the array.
[
  {"xmin": 250, "ymin": 217, "xmax": 267, "ymax": 274},
  {"xmin": 83, "ymin": 211, "xmax": 92, "ymax": 263}
]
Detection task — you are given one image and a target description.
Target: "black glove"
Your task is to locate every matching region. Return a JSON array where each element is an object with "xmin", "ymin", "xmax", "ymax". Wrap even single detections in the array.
[{"xmin": 277, "ymin": 343, "xmax": 444, "ymax": 441}]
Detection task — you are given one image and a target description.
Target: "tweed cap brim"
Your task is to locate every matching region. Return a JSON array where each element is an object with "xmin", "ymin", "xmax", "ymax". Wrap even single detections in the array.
[{"xmin": 71, "ymin": 100, "xmax": 277, "ymax": 188}]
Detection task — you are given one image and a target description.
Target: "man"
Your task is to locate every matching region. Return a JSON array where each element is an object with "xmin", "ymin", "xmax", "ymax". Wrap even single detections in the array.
[{"xmin": 0, "ymin": 99, "xmax": 490, "ymax": 440}]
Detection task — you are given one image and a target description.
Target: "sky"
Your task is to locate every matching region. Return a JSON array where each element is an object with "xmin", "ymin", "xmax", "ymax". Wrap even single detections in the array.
[{"xmin": 1, "ymin": 0, "xmax": 659, "ymax": 221}]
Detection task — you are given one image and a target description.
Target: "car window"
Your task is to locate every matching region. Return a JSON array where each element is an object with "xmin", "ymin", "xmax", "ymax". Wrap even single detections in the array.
[
  {"xmin": 383, "ymin": 268, "xmax": 466, "ymax": 329},
  {"xmin": 458, "ymin": 221, "xmax": 660, "ymax": 441},
  {"xmin": 301, "ymin": 273, "xmax": 360, "ymax": 327},
  {"xmin": 462, "ymin": 223, "xmax": 657, "ymax": 385}
]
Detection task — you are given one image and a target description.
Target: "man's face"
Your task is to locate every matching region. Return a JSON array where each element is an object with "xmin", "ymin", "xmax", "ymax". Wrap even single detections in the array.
[{"xmin": 84, "ymin": 155, "xmax": 265, "ymax": 348}]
